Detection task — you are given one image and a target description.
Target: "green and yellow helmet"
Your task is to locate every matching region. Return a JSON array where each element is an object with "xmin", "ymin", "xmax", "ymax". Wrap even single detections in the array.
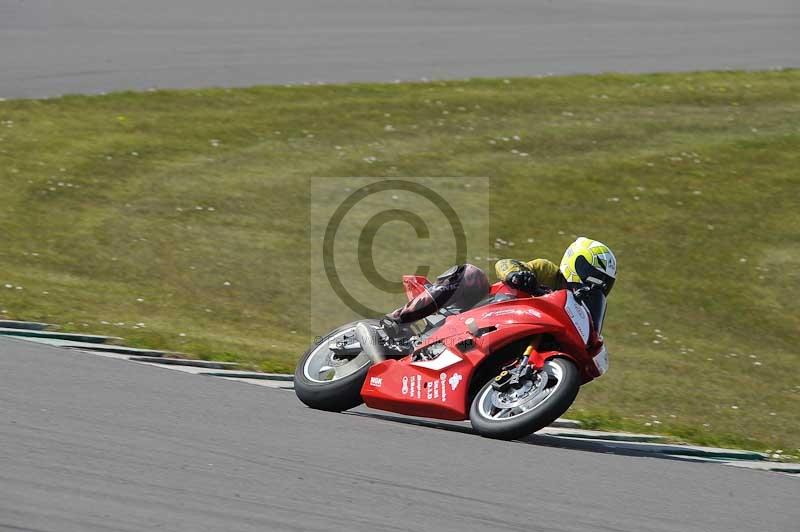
[{"xmin": 559, "ymin": 237, "xmax": 617, "ymax": 295}]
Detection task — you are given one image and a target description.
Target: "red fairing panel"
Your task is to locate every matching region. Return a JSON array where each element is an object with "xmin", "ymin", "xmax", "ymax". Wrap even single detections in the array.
[
  {"xmin": 460, "ymin": 290, "xmax": 591, "ymax": 366},
  {"xmin": 361, "ymin": 349, "xmax": 482, "ymax": 420},
  {"xmin": 361, "ymin": 288, "xmax": 606, "ymax": 420}
]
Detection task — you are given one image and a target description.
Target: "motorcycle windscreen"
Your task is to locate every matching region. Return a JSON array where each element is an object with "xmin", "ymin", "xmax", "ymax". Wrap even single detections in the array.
[{"xmin": 582, "ymin": 288, "xmax": 608, "ymax": 334}]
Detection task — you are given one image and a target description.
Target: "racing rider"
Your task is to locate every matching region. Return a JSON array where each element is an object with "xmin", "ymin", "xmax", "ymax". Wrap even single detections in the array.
[{"xmin": 360, "ymin": 237, "xmax": 617, "ymax": 356}]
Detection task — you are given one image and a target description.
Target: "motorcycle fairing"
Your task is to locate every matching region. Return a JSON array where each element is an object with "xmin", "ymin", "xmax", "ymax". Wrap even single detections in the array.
[
  {"xmin": 361, "ymin": 351, "xmax": 481, "ymax": 420},
  {"xmin": 361, "ymin": 288, "xmax": 604, "ymax": 421}
]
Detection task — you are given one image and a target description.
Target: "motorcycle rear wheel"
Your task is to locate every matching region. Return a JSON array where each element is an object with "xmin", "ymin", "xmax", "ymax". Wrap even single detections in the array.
[
  {"xmin": 469, "ymin": 357, "xmax": 579, "ymax": 440},
  {"xmin": 294, "ymin": 320, "xmax": 378, "ymax": 412}
]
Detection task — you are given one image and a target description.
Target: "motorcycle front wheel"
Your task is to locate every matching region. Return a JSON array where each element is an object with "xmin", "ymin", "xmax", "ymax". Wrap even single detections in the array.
[
  {"xmin": 469, "ymin": 357, "xmax": 580, "ymax": 440},
  {"xmin": 294, "ymin": 320, "xmax": 379, "ymax": 412}
]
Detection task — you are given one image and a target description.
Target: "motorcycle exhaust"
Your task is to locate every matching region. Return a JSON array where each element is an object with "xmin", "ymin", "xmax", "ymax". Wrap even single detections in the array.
[{"xmin": 355, "ymin": 322, "xmax": 386, "ymax": 363}]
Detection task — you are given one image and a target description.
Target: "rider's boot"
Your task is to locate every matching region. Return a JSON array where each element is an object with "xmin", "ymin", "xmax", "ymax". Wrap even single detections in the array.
[
  {"xmin": 381, "ymin": 317, "xmax": 424, "ymax": 352},
  {"xmin": 355, "ymin": 318, "xmax": 416, "ymax": 362},
  {"xmin": 354, "ymin": 322, "xmax": 386, "ymax": 363}
]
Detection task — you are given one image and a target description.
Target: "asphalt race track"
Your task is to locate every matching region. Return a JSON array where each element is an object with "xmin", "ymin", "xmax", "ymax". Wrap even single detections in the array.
[
  {"xmin": 2, "ymin": 2, "xmax": 799, "ymax": 530},
  {"xmin": 1, "ymin": 0, "xmax": 798, "ymax": 98},
  {"xmin": 1, "ymin": 337, "xmax": 797, "ymax": 532}
]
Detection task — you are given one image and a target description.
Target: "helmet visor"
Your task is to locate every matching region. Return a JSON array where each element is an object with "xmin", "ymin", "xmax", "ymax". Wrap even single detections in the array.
[{"xmin": 574, "ymin": 255, "xmax": 615, "ymax": 296}]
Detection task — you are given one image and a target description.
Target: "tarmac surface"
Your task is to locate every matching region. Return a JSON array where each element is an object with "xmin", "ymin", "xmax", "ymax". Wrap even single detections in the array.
[
  {"xmin": 1, "ymin": 337, "xmax": 797, "ymax": 532},
  {"xmin": 1, "ymin": 0, "xmax": 798, "ymax": 98}
]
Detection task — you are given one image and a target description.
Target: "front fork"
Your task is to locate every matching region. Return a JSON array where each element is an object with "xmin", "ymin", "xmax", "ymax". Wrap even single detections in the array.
[{"xmin": 492, "ymin": 338, "xmax": 541, "ymax": 392}]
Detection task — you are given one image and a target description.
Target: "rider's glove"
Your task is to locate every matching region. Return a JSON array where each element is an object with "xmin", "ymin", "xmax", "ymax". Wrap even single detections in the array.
[{"xmin": 505, "ymin": 270, "xmax": 539, "ymax": 294}]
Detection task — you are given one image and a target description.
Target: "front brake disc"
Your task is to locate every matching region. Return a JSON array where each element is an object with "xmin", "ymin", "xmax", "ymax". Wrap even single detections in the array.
[{"xmin": 490, "ymin": 372, "xmax": 548, "ymax": 410}]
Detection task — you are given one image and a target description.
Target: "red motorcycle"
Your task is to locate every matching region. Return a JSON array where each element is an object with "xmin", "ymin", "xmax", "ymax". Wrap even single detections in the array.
[{"xmin": 295, "ymin": 274, "xmax": 610, "ymax": 440}]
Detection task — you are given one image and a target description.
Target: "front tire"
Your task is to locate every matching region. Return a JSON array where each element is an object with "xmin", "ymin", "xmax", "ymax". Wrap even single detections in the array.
[
  {"xmin": 469, "ymin": 357, "xmax": 580, "ymax": 440},
  {"xmin": 294, "ymin": 320, "xmax": 378, "ymax": 412}
]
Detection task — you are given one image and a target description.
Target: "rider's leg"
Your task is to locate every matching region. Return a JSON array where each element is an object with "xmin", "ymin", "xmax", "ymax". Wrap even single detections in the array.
[
  {"xmin": 387, "ymin": 282, "xmax": 451, "ymax": 324},
  {"xmin": 383, "ymin": 264, "xmax": 490, "ymax": 338},
  {"xmin": 388, "ymin": 264, "xmax": 489, "ymax": 322},
  {"xmin": 357, "ymin": 264, "xmax": 490, "ymax": 359}
]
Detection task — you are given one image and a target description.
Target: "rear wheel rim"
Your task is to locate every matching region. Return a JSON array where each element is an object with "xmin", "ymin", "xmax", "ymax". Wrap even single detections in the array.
[
  {"xmin": 302, "ymin": 326, "xmax": 373, "ymax": 383},
  {"xmin": 476, "ymin": 360, "xmax": 565, "ymax": 420}
]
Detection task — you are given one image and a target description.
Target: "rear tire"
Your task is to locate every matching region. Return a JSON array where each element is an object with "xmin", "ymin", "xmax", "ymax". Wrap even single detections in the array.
[
  {"xmin": 469, "ymin": 357, "xmax": 579, "ymax": 440},
  {"xmin": 294, "ymin": 320, "xmax": 377, "ymax": 412}
]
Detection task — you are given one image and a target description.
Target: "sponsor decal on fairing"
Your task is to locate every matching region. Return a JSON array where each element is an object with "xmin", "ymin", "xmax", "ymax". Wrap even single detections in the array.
[
  {"xmin": 401, "ymin": 375, "xmax": 423, "ymax": 398},
  {"xmin": 403, "ymin": 373, "xmax": 455, "ymax": 401},
  {"xmin": 564, "ymin": 291, "xmax": 590, "ymax": 343},
  {"xmin": 448, "ymin": 372, "xmax": 463, "ymax": 391},
  {"xmin": 593, "ymin": 345, "xmax": 609, "ymax": 375}
]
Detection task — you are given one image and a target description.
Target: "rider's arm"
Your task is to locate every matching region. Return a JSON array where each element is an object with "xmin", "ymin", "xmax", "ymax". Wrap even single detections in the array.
[
  {"xmin": 494, "ymin": 258, "xmax": 531, "ymax": 281},
  {"xmin": 495, "ymin": 259, "xmax": 538, "ymax": 293},
  {"xmin": 525, "ymin": 258, "xmax": 564, "ymax": 290}
]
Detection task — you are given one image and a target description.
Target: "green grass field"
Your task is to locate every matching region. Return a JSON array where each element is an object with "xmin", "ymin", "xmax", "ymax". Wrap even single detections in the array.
[{"xmin": 1, "ymin": 70, "xmax": 798, "ymax": 455}]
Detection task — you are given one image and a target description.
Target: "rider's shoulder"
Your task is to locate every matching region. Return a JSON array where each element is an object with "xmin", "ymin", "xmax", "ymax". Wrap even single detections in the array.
[{"xmin": 526, "ymin": 258, "xmax": 559, "ymax": 271}]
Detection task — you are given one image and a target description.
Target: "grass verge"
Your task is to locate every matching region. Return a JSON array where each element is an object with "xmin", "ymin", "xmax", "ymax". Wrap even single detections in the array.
[{"xmin": 1, "ymin": 70, "xmax": 798, "ymax": 454}]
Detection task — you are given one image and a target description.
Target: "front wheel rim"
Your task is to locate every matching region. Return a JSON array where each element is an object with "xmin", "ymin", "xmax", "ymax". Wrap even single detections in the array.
[{"xmin": 476, "ymin": 360, "xmax": 565, "ymax": 420}]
